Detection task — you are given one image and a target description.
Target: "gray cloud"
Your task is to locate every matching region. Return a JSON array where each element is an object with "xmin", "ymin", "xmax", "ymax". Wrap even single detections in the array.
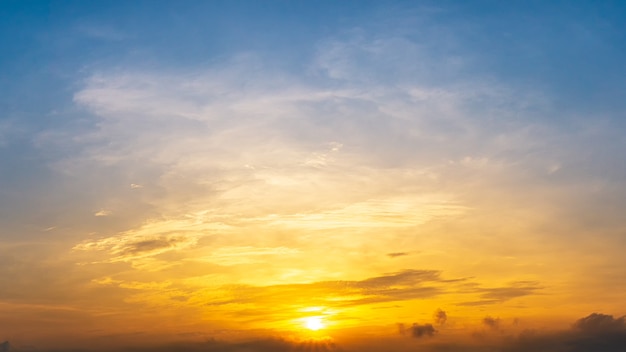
[
  {"xmin": 0, "ymin": 341, "xmax": 9, "ymax": 352},
  {"xmin": 386, "ymin": 252, "xmax": 408, "ymax": 258},
  {"xmin": 480, "ymin": 281, "xmax": 543, "ymax": 301},
  {"xmin": 399, "ymin": 323, "xmax": 437, "ymax": 338},
  {"xmin": 458, "ymin": 281, "xmax": 543, "ymax": 306},
  {"xmin": 400, "ymin": 313, "xmax": 626, "ymax": 351},
  {"xmin": 434, "ymin": 309, "xmax": 447, "ymax": 325},
  {"xmin": 573, "ymin": 313, "xmax": 626, "ymax": 334},
  {"xmin": 353, "ymin": 270, "xmax": 443, "ymax": 290},
  {"xmin": 482, "ymin": 316, "xmax": 500, "ymax": 329},
  {"xmin": 118, "ymin": 237, "xmax": 190, "ymax": 256},
  {"xmin": 503, "ymin": 313, "xmax": 626, "ymax": 352},
  {"xmin": 410, "ymin": 323, "xmax": 437, "ymax": 338}
]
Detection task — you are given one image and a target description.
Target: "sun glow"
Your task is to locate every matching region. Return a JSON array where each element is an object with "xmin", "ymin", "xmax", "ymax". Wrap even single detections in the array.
[{"xmin": 303, "ymin": 316, "xmax": 325, "ymax": 331}]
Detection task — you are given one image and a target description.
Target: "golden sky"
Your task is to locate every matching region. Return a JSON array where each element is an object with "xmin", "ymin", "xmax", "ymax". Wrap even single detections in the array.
[{"xmin": 1, "ymin": 1, "xmax": 626, "ymax": 351}]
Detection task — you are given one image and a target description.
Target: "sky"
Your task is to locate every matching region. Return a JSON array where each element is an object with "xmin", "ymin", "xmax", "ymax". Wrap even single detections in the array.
[{"xmin": 1, "ymin": 1, "xmax": 626, "ymax": 351}]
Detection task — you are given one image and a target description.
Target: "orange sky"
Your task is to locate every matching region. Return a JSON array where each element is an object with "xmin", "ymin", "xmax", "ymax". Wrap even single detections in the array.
[{"xmin": 1, "ymin": 1, "xmax": 626, "ymax": 351}]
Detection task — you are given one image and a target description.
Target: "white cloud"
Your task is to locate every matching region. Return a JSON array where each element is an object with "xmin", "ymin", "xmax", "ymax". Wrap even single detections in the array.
[
  {"xmin": 62, "ymin": 33, "xmax": 626, "ymax": 287},
  {"xmin": 72, "ymin": 216, "xmax": 218, "ymax": 263},
  {"xmin": 94, "ymin": 209, "xmax": 112, "ymax": 217},
  {"xmin": 65, "ymin": 38, "xmax": 550, "ymax": 265}
]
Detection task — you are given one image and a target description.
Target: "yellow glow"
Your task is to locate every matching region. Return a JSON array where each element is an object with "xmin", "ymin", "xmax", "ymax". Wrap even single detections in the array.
[{"xmin": 303, "ymin": 316, "xmax": 325, "ymax": 331}]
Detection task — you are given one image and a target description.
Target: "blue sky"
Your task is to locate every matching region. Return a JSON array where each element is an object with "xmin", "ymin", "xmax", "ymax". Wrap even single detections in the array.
[
  {"xmin": 1, "ymin": 1, "xmax": 626, "ymax": 351},
  {"xmin": 2, "ymin": 1, "xmax": 626, "ymax": 122}
]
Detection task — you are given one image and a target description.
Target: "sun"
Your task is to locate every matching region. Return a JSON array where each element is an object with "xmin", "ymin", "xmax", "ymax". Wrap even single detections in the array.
[{"xmin": 303, "ymin": 316, "xmax": 325, "ymax": 331}]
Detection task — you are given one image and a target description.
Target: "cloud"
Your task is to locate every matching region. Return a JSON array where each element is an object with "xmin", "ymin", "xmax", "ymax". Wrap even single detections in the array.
[
  {"xmin": 70, "ymin": 47, "xmax": 529, "ymax": 215},
  {"xmin": 196, "ymin": 246, "xmax": 300, "ymax": 266},
  {"xmin": 387, "ymin": 252, "xmax": 409, "ymax": 258},
  {"xmin": 65, "ymin": 35, "xmax": 625, "ymax": 284},
  {"xmin": 502, "ymin": 313, "xmax": 626, "ymax": 352},
  {"xmin": 458, "ymin": 281, "xmax": 543, "ymax": 306},
  {"xmin": 94, "ymin": 209, "xmax": 112, "ymax": 217},
  {"xmin": 246, "ymin": 197, "xmax": 465, "ymax": 230},
  {"xmin": 203, "ymin": 269, "xmax": 454, "ymax": 310},
  {"xmin": 2, "ymin": 4, "xmax": 626, "ymax": 350},
  {"xmin": 85, "ymin": 267, "xmax": 544, "ymax": 331},
  {"xmin": 480, "ymin": 281, "xmax": 543, "ymax": 301},
  {"xmin": 0, "ymin": 341, "xmax": 9, "ymax": 352},
  {"xmin": 433, "ymin": 309, "xmax": 447, "ymax": 325},
  {"xmin": 573, "ymin": 313, "xmax": 626, "ymax": 333},
  {"xmin": 411, "ymin": 323, "xmax": 437, "ymax": 338},
  {"xmin": 399, "ymin": 323, "xmax": 437, "ymax": 338},
  {"xmin": 398, "ymin": 313, "xmax": 626, "ymax": 352},
  {"xmin": 355, "ymin": 269, "xmax": 444, "ymax": 289},
  {"xmin": 73, "ymin": 231, "xmax": 199, "ymax": 264},
  {"xmin": 67, "ymin": 57, "xmax": 486, "ymax": 278},
  {"xmin": 86, "ymin": 268, "xmax": 464, "ymax": 320},
  {"xmin": 482, "ymin": 316, "xmax": 500, "ymax": 330}
]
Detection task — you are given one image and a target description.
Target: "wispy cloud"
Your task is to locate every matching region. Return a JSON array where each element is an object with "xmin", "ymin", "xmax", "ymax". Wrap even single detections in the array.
[
  {"xmin": 66, "ymin": 43, "xmax": 527, "ymax": 260},
  {"xmin": 458, "ymin": 281, "xmax": 544, "ymax": 307},
  {"xmin": 87, "ymin": 267, "xmax": 545, "ymax": 334},
  {"xmin": 387, "ymin": 252, "xmax": 409, "ymax": 258},
  {"xmin": 73, "ymin": 218, "xmax": 205, "ymax": 264},
  {"xmin": 195, "ymin": 246, "xmax": 300, "ymax": 266}
]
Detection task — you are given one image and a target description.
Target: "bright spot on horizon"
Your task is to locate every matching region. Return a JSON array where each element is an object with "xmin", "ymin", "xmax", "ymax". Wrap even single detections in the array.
[{"xmin": 304, "ymin": 316, "xmax": 325, "ymax": 331}]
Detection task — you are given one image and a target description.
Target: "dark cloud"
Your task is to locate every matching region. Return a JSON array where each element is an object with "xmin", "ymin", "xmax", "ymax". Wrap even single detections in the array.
[
  {"xmin": 573, "ymin": 313, "xmax": 625, "ymax": 333},
  {"xmin": 0, "ymin": 341, "xmax": 9, "ymax": 352},
  {"xmin": 399, "ymin": 322, "xmax": 437, "ymax": 338},
  {"xmin": 410, "ymin": 323, "xmax": 437, "ymax": 338},
  {"xmin": 503, "ymin": 313, "xmax": 626, "ymax": 352},
  {"xmin": 482, "ymin": 316, "xmax": 500, "ymax": 329},
  {"xmin": 434, "ymin": 309, "xmax": 447, "ymax": 325},
  {"xmin": 386, "ymin": 252, "xmax": 408, "ymax": 258}
]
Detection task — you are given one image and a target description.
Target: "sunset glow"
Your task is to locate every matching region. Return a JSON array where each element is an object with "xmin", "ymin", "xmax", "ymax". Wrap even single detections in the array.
[
  {"xmin": 1, "ymin": 1, "xmax": 626, "ymax": 352},
  {"xmin": 303, "ymin": 317, "xmax": 325, "ymax": 331}
]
